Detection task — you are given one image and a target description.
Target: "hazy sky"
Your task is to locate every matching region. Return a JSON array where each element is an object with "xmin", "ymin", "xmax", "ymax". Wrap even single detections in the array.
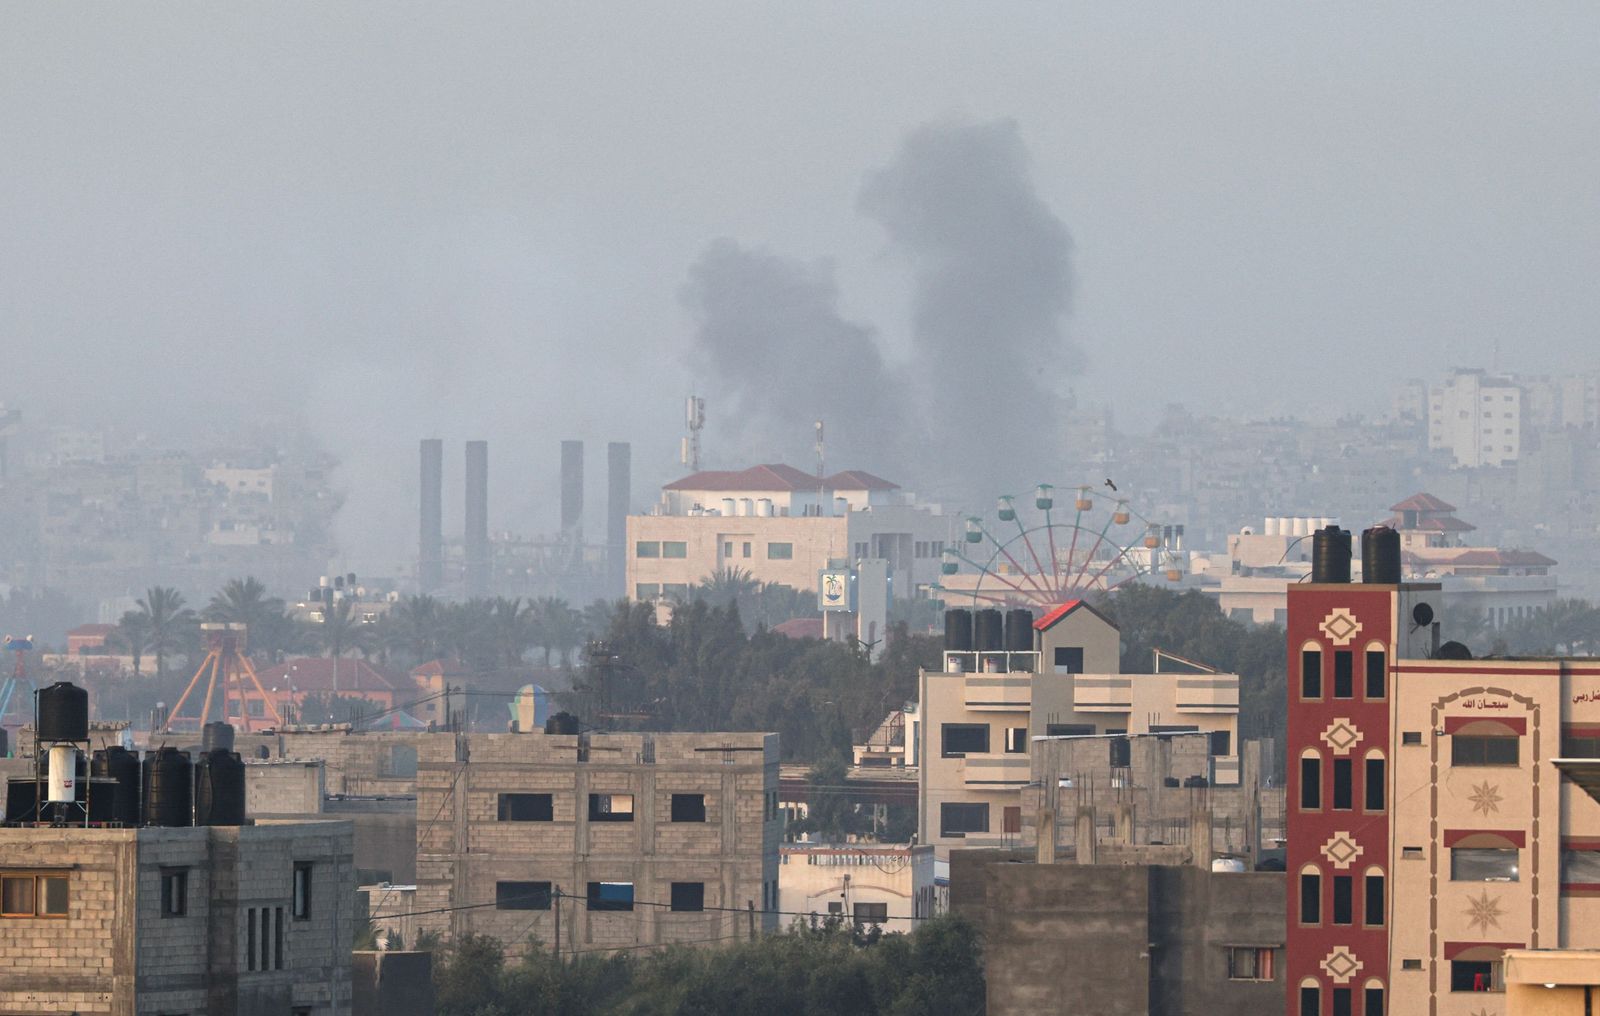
[{"xmin": 4, "ymin": 4, "xmax": 1598, "ymax": 572}]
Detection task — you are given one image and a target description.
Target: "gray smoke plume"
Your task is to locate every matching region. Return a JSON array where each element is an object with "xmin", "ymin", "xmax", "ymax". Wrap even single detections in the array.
[
  {"xmin": 860, "ymin": 119, "xmax": 1081, "ymax": 500},
  {"xmin": 681, "ymin": 238, "xmax": 908, "ymax": 475}
]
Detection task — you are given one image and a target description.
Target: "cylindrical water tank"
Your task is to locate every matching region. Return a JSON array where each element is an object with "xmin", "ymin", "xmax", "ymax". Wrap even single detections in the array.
[
  {"xmin": 1362, "ymin": 526, "xmax": 1402, "ymax": 584},
  {"xmin": 1004, "ymin": 609, "xmax": 1034, "ymax": 653},
  {"xmin": 6, "ymin": 778, "xmax": 38, "ymax": 822},
  {"xmin": 943, "ymin": 609, "xmax": 974, "ymax": 652},
  {"xmin": 973, "ymin": 609, "xmax": 1004, "ymax": 652},
  {"xmin": 1264, "ymin": 517, "xmax": 1279, "ymax": 536},
  {"xmin": 720, "ymin": 498, "xmax": 736, "ymax": 516},
  {"xmin": 757, "ymin": 498, "xmax": 773, "ymax": 517},
  {"xmin": 1291, "ymin": 517, "xmax": 1308, "ymax": 537},
  {"xmin": 544, "ymin": 712, "xmax": 581, "ymax": 735},
  {"xmin": 194, "ymin": 750, "xmax": 246, "ymax": 826},
  {"xmin": 738, "ymin": 498, "xmax": 753, "ymax": 516},
  {"xmin": 47, "ymin": 745, "xmax": 78, "ymax": 803},
  {"xmin": 142, "ymin": 747, "xmax": 193, "ymax": 827},
  {"xmin": 202, "ymin": 722, "xmax": 236, "ymax": 754},
  {"xmin": 36, "ymin": 682, "xmax": 89, "ymax": 743},
  {"xmin": 833, "ymin": 496, "xmax": 849, "ymax": 517},
  {"xmin": 92, "ymin": 746, "xmax": 142, "ymax": 826},
  {"xmin": 1312, "ymin": 526, "xmax": 1352, "ymax": 583},
  {"xmin": 1277, "ymin": 517, "xmax": 1292, "ymax": 538}
]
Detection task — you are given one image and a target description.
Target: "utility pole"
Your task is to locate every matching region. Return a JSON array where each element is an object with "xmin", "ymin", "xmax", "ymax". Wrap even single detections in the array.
[{"xmin": 553, "ymin": 885, "xmax": 561, "ymax": 963}]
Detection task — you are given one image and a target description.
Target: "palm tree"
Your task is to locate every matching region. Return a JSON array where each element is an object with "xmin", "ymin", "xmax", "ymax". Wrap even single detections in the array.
[
  {"xmin": 205, "ymin": 576, "xmax": 285, "ymax": 629},
  {"xmin": 487, "ymin": 597, "xmax": 535, "ymax": 674},
  {"xmin": 109, "ymin": 610, "xmax": 152, "ymax": 676},
  {"xmin": 382, "ymin": 594, "xmax": 445, "ymax": 666},
  {"xmin": 695, "ymin": 567, "xmax": 760, "ymax": 610},
  {"xmin": 318, "ymin": 598, "xmax": 377, "ymax": 693},
  {"xmin": 136, "ymin": 586, "xmax": 196, "ymax": 680},
  {"xmin": 249, "ymin": 609, "xmax": 316, "ymax": 665}
]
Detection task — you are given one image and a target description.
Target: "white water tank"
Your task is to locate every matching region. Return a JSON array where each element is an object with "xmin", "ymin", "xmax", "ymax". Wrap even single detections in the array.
[
  {"xmin": 1291, "ymin": 517, "xmax": 1308, "ymax": 537},
  {"xmin": 757, "ymin": 498, "xmax": 773, "ymax": 517},
  {"xmin": 738, "ymin": 498, "xmax": 753, "ymax": 516},
  {"xmin": 833, "ymin": 496, "xmax": 849, "ymax": 516},
  {"xmin": 1264, "ymin": 517, "xmax": 1279, "ymax": 536},
  {"xmin": 47, "ymin": 744, "xmax": 77, "ymax": 803},
  {"xmin": 721, "ymin": 498, "xmax": 736, "ymax": 516}
]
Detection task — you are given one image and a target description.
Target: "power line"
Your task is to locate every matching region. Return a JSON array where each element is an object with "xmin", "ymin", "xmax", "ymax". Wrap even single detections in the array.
[{"xmin": 367, "ymin": 886, "xmax": 931, "ymax": 925}]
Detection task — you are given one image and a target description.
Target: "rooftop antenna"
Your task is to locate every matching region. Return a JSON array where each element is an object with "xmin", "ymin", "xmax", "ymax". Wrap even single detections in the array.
[
  {"xmin": 681, "ymin": 395, "xmax": 705, "ymax": 471},
  {"xmin": 815, "ymin": 420, "xmax": 827, "ymax": 518}
]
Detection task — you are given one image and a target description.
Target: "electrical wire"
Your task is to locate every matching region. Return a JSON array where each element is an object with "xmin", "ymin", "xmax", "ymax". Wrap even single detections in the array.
[{"xmin": 366, "ymin": 887, "xmax": 932, "ymax": 925}]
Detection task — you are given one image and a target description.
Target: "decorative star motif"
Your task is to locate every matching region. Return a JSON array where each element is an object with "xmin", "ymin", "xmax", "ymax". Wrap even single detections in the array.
[
  {"xmin": 1321, "ymin": 718, "xmax": 1364, "ymax": 756},
  {"xmin": 1469, "ymin": 781, "xmax": 1503, "ymax": 816},
  {"xmin": 1321, "ymin": 832, "xmax": 1364, "ymax": 870},
  {"xmin": 1465, "ymin": 891, "xmax": 1504, "ymax": 934},
  {"xmin": 1319, "ymin": 945, "xmax": 1363, "ymax": 983},
  {"xmin": 1319, "ymin": 608, "xmax": 1363, "ymax": 646}
]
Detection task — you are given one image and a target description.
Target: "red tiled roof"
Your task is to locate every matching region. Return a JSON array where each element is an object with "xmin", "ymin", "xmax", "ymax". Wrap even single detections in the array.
[
  {"xmin": 664, "ymin": 464, "xmax": 819, "ymax": 492},
  {"xmin": 1385, "ymin": 514, "xmax": 1476, "ymax": 532},
  {"xmin": 255, "ymin": 657, "xmax": 401, "ymax": 694},
  {"xmin": 1449, "ymin": 549, "xmax": 1557, "ymax": 568},
  {"xmin": 1390, "ymin": 492, "xmax": 1457, "ymax": 513},
  {"xmin": 1033, "ymin": 599, "xmax": 1119, "ymax": 632},
  {"xmin": 823, "ymin": 470, "xmax": 899, "ymax": 491}
]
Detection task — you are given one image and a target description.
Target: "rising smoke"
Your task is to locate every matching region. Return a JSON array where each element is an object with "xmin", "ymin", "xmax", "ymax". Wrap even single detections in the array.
[{"xmin": 684, "ymin": 120, "xmax": 1081, "ymax": 506}]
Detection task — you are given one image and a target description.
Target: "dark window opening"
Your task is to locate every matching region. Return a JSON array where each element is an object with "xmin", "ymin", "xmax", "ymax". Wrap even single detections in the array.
[
  {"xmin": 1046, "ymin": 723, "xmax": 1094, "ymax": 737},
  {"xmin": 940, "ymin": 802, "xmax": 989, "ymax": 837},
  {"xmin": 587, "ymin": 881, "xmax": 634, "ymax": 912},
  {"xmin": 1365, "ymin": 874, "xmax": 1384, "ymax": 926},
  {"xmin": 496, "ymin": 881, "xmax": 552, "ymax": 910},
  {"xmin": 498, "ymin": 793, "xmax": 553, "ymax": 822},
  {"xmin": 941, "ymin": 723, "xmax": 990, "ymax": 757},
  {"xmin": 1452, "ymin": 735, "xmax": 1519, "ymax": 767},
  {"xmin": 1333, "ymin": 758, "xmax": 1353, "ymax": 810},
  {"xmin": 1054, "ymin": 647, "xmax": 1084, "ymax": 674},
  {"xmin": 1209, "ymin": 730, "xmax": 1232, "ymax": 757},
  {"xmin": 588, "ymin": 793, "xmax": 635, "ymax": 822},
  {"xmin": 1333, "ymin": 987, "xmax": 1352, "ymax": 1016},
  {"xmin": 1301, "ymin": 649, "xmax": 1322, "ymax": 699},
  {"xmin": 1402, "ymin": 731, "xmax": 1422, "ymax": 746},
  {"xmin": 1564, "ymin": 733, "xmax": 1600, "ymax": 758},
  {"xmin": 292, "ymin": 863, "xmax": 312, "ymax": 920},
  {"xmin": 670, "ymin": 882, "xmax": 705, "ymax": 912},
  {"xmin": 670, "ymin": 793, "xmax": 706, "ymax": 822},
  {"xmin": 1299, "ymin": 872, "xmax": 1321, "ymax": 924},
  {"xmin": 1005, "ymin": 727, "xmax": 1028, "ymax": 753},
  {"xmin": 161, "ymin": 868, "xmax": 188, "ymax": 917},
  {"xmin": 1364, "ymin": 987, "xmax": 1384, "ymax": 1016},
  {"xmin": 1333, "ymin": 651, "xmax": 1353, "ymax": 699},
  {"xmin": 1300, "ymin": 986, "xmax": 1319, "ymax": 1016},
  {"xmin": 1450, "ymin": 959, "xmax": 1501, "ymax": 992},
  {"xmin": 1365, "ymin": 757, "xmax": 1386, "ymax": 811},
  {"xmin": 1365, "ymin": 650, "xmax": 1386, "ymax": 698},
  {"xmin": 1332, "ymin": 875, "xmax": 1352, "ymax": 925},
  {"xmin": 1300, "ymin": 756, "xmax": 1321, "ymax": 810},
  {"xmin": 853, "ymin": 902, "xmax": 888, "ymax": 926}
]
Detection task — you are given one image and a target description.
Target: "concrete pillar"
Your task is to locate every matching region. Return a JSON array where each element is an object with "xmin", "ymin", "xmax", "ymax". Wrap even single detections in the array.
[
  {"xmin": 1190, "ymin": 802, "xmax": 1213, "ymax": 869},
  {"xmin": 1036, "ymin": 809, "xmax": 1057, "ymax": 864},
  {"xmin": 1114, "ymin": 802, "xmax": 1135, "ymax": 844},
  {"xmin": 1075, "ymin": 806, "xmax": 1097, "ymax": 865}
]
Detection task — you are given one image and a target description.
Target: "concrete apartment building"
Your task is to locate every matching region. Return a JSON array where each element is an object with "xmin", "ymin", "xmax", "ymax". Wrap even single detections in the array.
[
  {"xmin": 413, "ymin": 730, "xmax": 781, "ymax": 954},
  {"xmin": 777, "ymin": 843, "xmax": 936, "ymax": 931},
  {"xmin": 918, "ymin": 601, "xmax": 1240, "ymax": 855},
  {"xmin": 626, "ymin": 463, "xmax": 952, "ymax": 601},
  {"xmin": 1283, "ymin": 525, "xmax": 1600, "ymax": 1016},
  {"xmin": 1429, "ymin": 368, "xmax": 1524, "ymax": 468},
  {"xmin": 0, "ymin": 821, "xmax": 354, "ymax": 1016}
]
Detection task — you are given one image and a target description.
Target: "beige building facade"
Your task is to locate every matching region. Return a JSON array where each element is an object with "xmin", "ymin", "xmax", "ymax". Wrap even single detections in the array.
[
  {"xmin": 414, "ymin": 730, "xmax": 781, "ymax": 955},
  {"xmin": 776, "ymin": 844, "xmax": 936, "ymax": 931}
]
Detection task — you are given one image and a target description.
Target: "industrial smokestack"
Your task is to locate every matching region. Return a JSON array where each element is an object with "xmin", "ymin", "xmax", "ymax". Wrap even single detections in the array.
[
  {"xmin": 419, "ymin": 439, "xmax": 443, "ymax": 592},
  {"xmin": 465, "ymin": 440, "xmax": 489, "ymax": 595},
  {"xmin": 561, "ymin": 440, "xmax": 584, "ymax": 536},
  {"xmin": 607, "ymin": 442, "xmax": 631, "ymax": 595}
]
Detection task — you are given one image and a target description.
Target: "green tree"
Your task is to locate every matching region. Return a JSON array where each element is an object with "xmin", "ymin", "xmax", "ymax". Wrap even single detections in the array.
[
  {"xmin": 384, "ymin": 594, "xmax": 447, "ymax": 667},
  {"xmin": 108, "ymin": 609, "xmax": 152, "ymax": 676},
  {"xmin": 317, "ymin": 598, "xmax": 377, "ymax": 690},
  {"xmin": 135, "ymin": 586, "xmax": 196, "ymax": 680},
  {"xmin": 204, "ymin": 576, "xmax": 284, "ymax": 630}
]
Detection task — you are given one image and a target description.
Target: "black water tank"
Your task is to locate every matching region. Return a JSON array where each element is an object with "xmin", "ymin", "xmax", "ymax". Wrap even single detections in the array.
[
  {"xmin": 92, "ymin": 746, "xmax": 142, "ymax": 826},
  {"xmin": 86, "ymin": 778, "xmax": 119, "ymax": 823},
  {"xmin": 973, "ymin": 608, "xmax": 1004, "ymax": 651},
  {"xmin": 1311, "ymin": 526, "xmax": 1352, "ymax": 584},
  {"xmin": 1437, "ymin": 641, "xmax": 1473, "ymax": 661},
  {"xmin": 545, "ymin": 712, "xmax": 581, "ymax": 735},
  {"xmin": 194, "ymin": 749, "xmax": 246, "ymax": 826},
  {"xmin": 202, "ymin": 722, "xmax": 236, "ymax": 754},
  {"xmin": 1004, "ymin": 609, "xmax": 1034, "ymax": 652},
  {"xmin": 142, "ymin": 747, "xmax": 193, "ymax": 827},
  {"xmin": 36, "ymin": 682, "xmax": 89, "ymax": 743},
  {"xmin": 5, "ymin": 778, "xmax": 38, "ymax": 822},
  {"xmin": 943, "ymin": 609, "xmax": 974, "ymax": 653},
  {"xmin": 1362, "ymin": 526, "xmax": 1402, "ymax": 584}
]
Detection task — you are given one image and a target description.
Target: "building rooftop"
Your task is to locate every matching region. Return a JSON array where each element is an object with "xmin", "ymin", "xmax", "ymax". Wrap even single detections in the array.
[
  {"xmin": 663, "ymin": 463, "xmax": 899, "ymax": 493},
  {"xmin": 256, "ymin": 658, "xmax": 401, "ymax": 694},
  {"xmin": 1033, "ymin": 598, "xmax": 1118, "ymax": 632},
  {"xmin": 1390, "ymin": 492, "xmax": 1457, "ymax": 513}
]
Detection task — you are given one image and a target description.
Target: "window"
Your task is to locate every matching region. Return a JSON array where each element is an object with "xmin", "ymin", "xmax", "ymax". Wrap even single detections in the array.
[
  {"xmin": 498, "ymin": 793, "xmax": 553, "ymax": 822},
  {"xmin": 1333, "ymin": 650, "xmax": 1353, "ymax": 699},
  {"xmin": 1333, "ymin": 759, "xmax": 1353, "ymax": 810},
  {"xmin": 587, "ymin": 881, "xmax": 634, "ymax": 912},
  {"xmin": 1209, "ymin": 731, "xmax": 1231, "ymax": 757},
  {"xmin": 1402, "ymin": 958, "xmax": 1422, "ymax": 970},
  {"xmin": 1333, "ymin": 987, "xmax": 1352, "ymax": 1016},
  {"xmin": 1300, "ymin": 754, "xmax": 1322, "ymax": 810},
  {"xmin": 941, "ymin": 723, "xmax": 990, "ymax": 757},
  {"xmin": 670, "ymin": 793, "xmax": 706, "ymax": 822},
  {"xmin": 940, "ymin": 802, "xmax": 989, "ymax": 837},
  {"xmin": 161, "ymin": 868, "xmax": 188, "ymax": 917},
  {"xmin": 1365, "ymin": 650, "xmax": 1386, "ymax": 698},
  {"xmin": 670, "ymin": 882, "xmax": 705, "ymax": 912},
  {"xmin": 1401, "ymin": 731, "xmax": 1422, "ymax": 746},
  {"xmin": 635, "ymin": 541, "xmax": 661, "ymax": 558},
  {"xmin": 1451, "ymin": 848, "xmax": 1519, "ymax": 881},
  {"xmin": 1046, "ymin": 723, "xmax": 1094, "ymax": 737},
  {"xmin": 1, "ymin": 874, "xmax": 68, "ymax": 918},
  {"xmin": 1561, "ymin": 732, "xmax": 1600, "ymax": 758},
  {"xmin": 1402, "ymin": 846, "xmax": 1424, "ymax": 860},
  {"xmin": 1562, "ymin": 850, "xmax": 1600, "ymax": 885},
  {"xmin": 275, "ymin": 907, "xmax": 284, "ymax": 970},
  {"xmin": 1364, "ymin": 756, "xmax": 1386, "ymax": 811},
  {"xmin": 1301, "ymin": 985, "xmax": 1320, "ymax": 1016},
  {"xmin": 1450, "ymin": 959, "xmax": 1502, "ymax": 992},
  {"xmin": 589, "ymin": 793, "xmax": 635, "ymax": 822},
  {"xmin": 634, "ymin": 583, "xmax": 660, "ymax": 600},
  {"xmin": 1332, "ymin": 875, "xmax": 1353, "ymax": 925},
  {"xmin": 661, "ymin": 540, "xmax": 687, "ymax": 558},
  {"xmin": 1452, "ymin": 735, "xmax": 1519, "ymax": 766},
  {"xmin": 742, "ymin": 542, "xmax": 751, "ymax": 558},
  {"xmin": 260, "ymin": 907, "xmax": 271, "ymax": 971},
  {"xmin": 1003, "ymin": 806, "xmax": 1021, "ymax": 834},
  {"xmin": 662, "ymin": 583, "xmax": 688, "ymax": 597},
  {"xmin": 496, "ymin": 881, "xmax": 552, "ymax": 910},
  {"xmin": 247, "ymin": 906, "xmax": 257, "ymax": 971},
  {"xmin": 853, "ymin": 902, "xmax": 888, "ymax": 926},
  {"xmin": 292, "ymin": 863, "xmax": 312, "ymax": 920},
  {"xmin": 1300, "ymin": 871, "xmax": 1321, "ymax": 924},
  {"xmin": 1004, "ymin": 727, "xmax": 1028, "ymax": 753},
  {"xmin": 766, "ymin": 542, "xmax": 793, "ymax": 560},
  {"xmin": 1364, "ymin": 872, "xmax": 1385, "ymax": 926},
  {"xmin": 722, "ymin": 541, "xmax": 733, "ymax": 557},
  {"xmin": 1227, "ymin": 946, "xmax": 1275, "ymax": 980},
  {"xmin": 1364, "ymin": 987, "xmax": 1383, "ymax": 1016},
  {"xmin": 1053, "ymin": 647, "xmax": 1084, "ymax": 674},
  {"xmin": 1301, "ymin": 649, "xmax": 1322, "ymax": 699}
]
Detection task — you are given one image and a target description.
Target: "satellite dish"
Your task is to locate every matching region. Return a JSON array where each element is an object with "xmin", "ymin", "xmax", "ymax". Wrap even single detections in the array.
[{"xmin": 1412, "ymin": 603, "xmax": 1435, "ymax": 628}]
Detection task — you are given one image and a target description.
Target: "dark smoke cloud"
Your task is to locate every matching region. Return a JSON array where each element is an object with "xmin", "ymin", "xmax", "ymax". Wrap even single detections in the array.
[
  {"xmin": 681, "ymin": 238, "xmax": 908, "ymax": 475},
  {"xmin": 861, "ymin": 119, "xmax": 1081, "ymax": 500}
]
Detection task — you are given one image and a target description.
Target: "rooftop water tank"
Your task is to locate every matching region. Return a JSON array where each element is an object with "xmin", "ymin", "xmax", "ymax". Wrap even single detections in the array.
[
  {"xmin": 943, "ymin": 609, "xmax": 974, "ymax": 653},
  {"xmin": 973, "ymin": 609, "xmax": 1004, "ymax": 652},
  {"xmin": 1312, "ymin": 526, "xmax": 1352, "ymax": 584},
  {"xmin": 1362, "ymin": 526, "xmax": 1402, "ymax": 584},
  {"xmin": 36, "ymin": 682, "xmax": 89, "ymax": 743},
  {"xmin": 194, "ymin": 749, "xmax": 246, "ymax": 826},
  {"xmin": 202, "ymin": 721, "xmax": 236, "ymax": 754},
  {"xmin": 142, "ymin": 747, "xmax": 193, "ymax": 827},
  {"xmin": 1004, "ymin": 608, "xmax": 1034, "ymax": 653},
  {"xmin": 91, "ymin": 746, "xmax": 142, "ymax": 827}
]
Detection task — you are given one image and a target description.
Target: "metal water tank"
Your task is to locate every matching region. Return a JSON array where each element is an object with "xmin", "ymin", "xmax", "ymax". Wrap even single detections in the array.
[
  {"xmin": 194, "ymin": 749, "xmax": 246, "ymax": 826},
  {"xmin": 92, "ymin": 746, "xmax": 142, "ymax": 826},
  {"xmin": 5, "ymin": 778, "xmax": 38, "ymax": 822},
  {"xmin": 1311, "ymin": 526, "xmax": 1352, "ymax": 583},
  {"xmin": 36, "ymin": 682, "xmax": 89, "ymax": 743},
  {"xmin": 1004, "ymin": 609, "xmax": 1034, "ymax": 653},
  {"xmin": 47, "ymin": 745, "xmax": 78, "ymax": 803},
  {"xmin": 142, "ymin": 747, "xmax": 193, "ymax": 827},
  {"xmin": 1362, "ymin": 526, "xmax": 1402, "ymax": 584},
  {"xmin": 202, "ymin": 722, "xmax": 236, "ymax": 754},
  {"xmin": 943, "ymin": 609, "xmax": 974, "ymax": 653},
  {"xmin": 973, "ymin": 609, "xmax": 1004, "ymax": 652},
  {"xmin": 544, "ymin": 712, "xmax": 581, "ymax": 735}
]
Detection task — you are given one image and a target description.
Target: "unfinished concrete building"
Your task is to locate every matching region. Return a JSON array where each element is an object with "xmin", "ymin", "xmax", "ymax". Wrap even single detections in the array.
[
  {"xmin": 0, "ymin": 821, "xmax": 355, "ymax": 1015},
  {"xmin": 414, "ymin": 730, "xmax": 781, "ymax": 954}
]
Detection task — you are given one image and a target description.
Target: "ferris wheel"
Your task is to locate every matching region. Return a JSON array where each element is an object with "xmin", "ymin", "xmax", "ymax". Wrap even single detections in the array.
[{"xmin": 931, "ymin": 485, "xmax": 1184, "ymax": 610}]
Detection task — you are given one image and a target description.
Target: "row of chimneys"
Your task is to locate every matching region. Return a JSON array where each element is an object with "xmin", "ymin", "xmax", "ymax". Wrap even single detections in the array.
[{"xmin": 418, "ymin": 439, "xmax": 632, "ymax": 595}]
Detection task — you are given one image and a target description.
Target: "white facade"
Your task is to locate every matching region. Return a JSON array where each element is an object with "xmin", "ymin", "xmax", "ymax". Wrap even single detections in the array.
[
  {"xmin": 1427, "ymin": 369, "xmax": 1523, "ymax": 467},
  {"xmin": 777, "ymin": 844, "xmax": 936, "ymax": 931}
]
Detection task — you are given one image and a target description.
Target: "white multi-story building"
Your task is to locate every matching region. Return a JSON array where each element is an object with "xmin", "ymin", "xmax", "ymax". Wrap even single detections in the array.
[{"xmin": 1427, "ymin": 369, "xmax": 1523, "ymax": 467}]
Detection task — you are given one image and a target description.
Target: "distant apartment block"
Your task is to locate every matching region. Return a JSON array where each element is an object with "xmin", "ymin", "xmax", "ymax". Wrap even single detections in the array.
[
  {"xmin": 626, "ymin": 463, "xmax": 952, "ymax": 601},
  {"xmin": 413, "ymin": 730, "xmax": 781, "ymax": 954},
  {"xmin": 0, "ymin": 822, "xmax": 355, "ymax": 1015},
  {"xmin": 1428, "ymin": 368, "xmax": 1523, "ymax": 468}
]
